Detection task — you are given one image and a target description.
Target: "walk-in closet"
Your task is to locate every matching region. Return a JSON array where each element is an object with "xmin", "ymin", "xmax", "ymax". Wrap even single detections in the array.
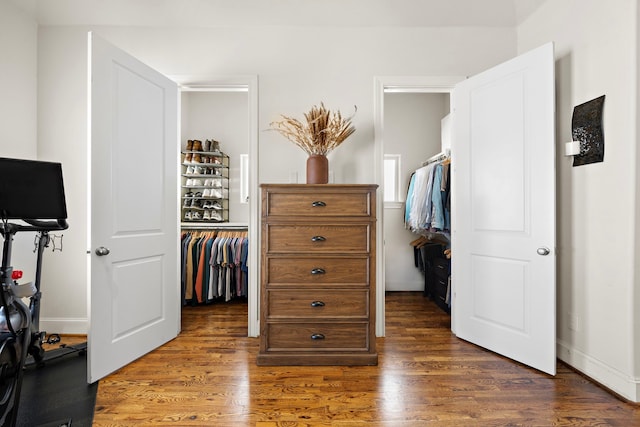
[
  {"xmin": 179, "ymin": 87, "xmax": 251, "ymax": 328},
  {"xmin": 382, "ymin": 91, "xmax": 452, "ymax": 315}
]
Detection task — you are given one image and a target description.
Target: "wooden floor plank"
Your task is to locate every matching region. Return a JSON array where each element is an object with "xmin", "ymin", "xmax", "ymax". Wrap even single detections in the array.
[{"xmin": 93, "ymin": 292, "xmax": 640, "ymax": 426}]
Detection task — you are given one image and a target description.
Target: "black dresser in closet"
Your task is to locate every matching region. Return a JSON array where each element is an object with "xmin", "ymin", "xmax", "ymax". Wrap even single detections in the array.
[
  {"xmin": 431, "ymin": 257, "xmax": 450, "ymax": 313},
  {"xmin": 419, "ymin": 243, "xmax": 450, "ymax": 314}
]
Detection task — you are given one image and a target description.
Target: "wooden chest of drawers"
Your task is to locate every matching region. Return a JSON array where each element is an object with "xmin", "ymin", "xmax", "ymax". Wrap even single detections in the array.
[{"xmin": 257, "ymin": 184, "xmax": 378, "ymax": 366}]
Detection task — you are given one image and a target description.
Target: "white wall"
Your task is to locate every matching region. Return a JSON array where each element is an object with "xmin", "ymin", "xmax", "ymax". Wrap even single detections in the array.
[
  {"xmin": 37, "ymin": 28, "xmax": 90, "ymax": 332},
  {"xmin": 383, "ymin": 92, "xmax": 449, "ymax": 291},
  {"xmin": 181, "ymin": 91, "xmax": 249, "ymax": 223},
  {"xmin": 518, "ymin": 0, "xmax": 639, "ymax": 401},
  {"xmin": 0, "ymin": 0, "xmax": 43, "ymax": 287},
  {"xmin": 35, "ymin": 24, "xmax": 515, "ymax": 333},
  {"xmin": 0, "ymin": 0, "xmax": 37, "ymax": 160},
  {"xmin": 635, "ymin": 0, "xmax": 640, "ymax": 401}
]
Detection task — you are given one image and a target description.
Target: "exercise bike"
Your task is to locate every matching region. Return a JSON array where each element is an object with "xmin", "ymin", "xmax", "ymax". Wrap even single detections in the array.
[{"xmin": 0, "ymin": 158, "xmax": 73, "ymax": 427}]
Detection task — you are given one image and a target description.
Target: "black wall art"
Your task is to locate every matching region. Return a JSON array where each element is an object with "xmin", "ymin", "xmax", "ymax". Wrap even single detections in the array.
[{"xmin": 572, "ymin": 95, "xmax": 605, "ymax": 167}]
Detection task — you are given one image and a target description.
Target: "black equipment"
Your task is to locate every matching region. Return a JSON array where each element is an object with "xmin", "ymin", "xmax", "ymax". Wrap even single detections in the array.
[{"xmin": 0, "ymin": 157, "xmax": 77, "ymax": 427}]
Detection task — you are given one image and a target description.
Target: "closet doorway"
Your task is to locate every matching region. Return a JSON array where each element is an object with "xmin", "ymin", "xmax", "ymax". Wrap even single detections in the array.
[
  {"xmin": 375, "ymin": 44, "xmax": 556, "ymax": 375},
  {"xmin": 373, "ymin": 76, "xmax": 460, "ymax": 337},
  {"xmin": 382, "ymin": 90, "xmax": 450, "ymax": 292},
  {"xmin": 175, "ymin": 77, "xmax": 260, "ymax": 338},
  {"xmin": 89, "ymin": 34, "xmax": 260, "ymax": 381}
]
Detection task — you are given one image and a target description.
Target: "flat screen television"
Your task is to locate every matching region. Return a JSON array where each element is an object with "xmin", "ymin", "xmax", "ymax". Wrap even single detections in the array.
[{"xmin": 0, "ymin": 158, "xmax": 68, "ymax": 220}]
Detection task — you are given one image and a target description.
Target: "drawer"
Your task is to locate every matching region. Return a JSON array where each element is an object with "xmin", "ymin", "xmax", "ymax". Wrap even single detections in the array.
[
  {"xmin": 265, "ymin": 224, "xmax": 370, "ymax": 253},
  {"xmin": 434, "ymin": 277, "xmax": 449, "ymax": 302},
  {"xmin": 432, "ymin": 258, "xmax": 450, "ymax": 280},
  {"xmin": 265, "ymin": 191, "xmax": 372, "ymax": 217},
  {"xmin": 433, "ymin": 277, "xmax": 450, "ymax": 313},
  {"xmin": 267, "ymin": 289, "xmax": 369, "ymax": 319},
  {"xmin": 265, "ymin": 257, "xmax": 369, "ymax": 284},
  {"xmin": 265, "ymin": 322, "xmax": 369, "ymax": 351}
]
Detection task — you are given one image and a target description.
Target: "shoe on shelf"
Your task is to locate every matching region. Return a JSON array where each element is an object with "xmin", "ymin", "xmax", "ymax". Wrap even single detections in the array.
[
  {"xmin": 211, "ymin": 201, "xmax": 223, "ymax": 210},
  {"xmin": 210, "ymin": 211, "xmax": 222, "ymax": 221},
  {"xmin": 186, "ymin": 140, "xmax": 194, "ymax": 151},
  {"xmin": 203, "ymin": 211, "xmax": 211, "ymax": 220},
  {"xmin": 210, "ymin": 189, "xmax": 222, "ymax": 199},
  {"xmin": 213, "ymin": 179, "xmax": 222, "ymax": 188},
  {"xmin": 203, "ymin": 139, "xmax": 211, "ymax": 151},
  {"xmin": 184, "ymin": 191, "xmax": 194, "ymax": 198},
  {"xmin": 192, "ymin": 154, "xmax": 202, "ymax": 164},
  {"xmin": 183, "ymin": 153, "xmax": 193, "ymax": 164},
  {"xmin": 184, "ymin": 211, "xmax": 192, "ymax": 220},
  {"xmin": 192, "ymin": 140, "xmax": 203, "ymax": 151},
  {"xmin": 185, "ymin": 166, "xmax": 194, "ymax": 175},
  {"xmin": 192, "ymin": 211, "xmax": 202, "ymax": 220},
  {"xmin": 211, "ymin": 140, "xmax": 220, "ymax": 153},
  {"xmin": 183, "ymin": 198, "xmax": 191, "ymax": 207}
]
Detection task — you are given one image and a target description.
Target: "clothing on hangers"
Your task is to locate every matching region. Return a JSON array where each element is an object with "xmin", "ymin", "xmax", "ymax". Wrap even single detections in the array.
[
  {"xmin": 405, "ymin": 155, "xmax": 451, "ymax": 234},
  {"xmin": 180, "ymin": 229, "xmax": 249, "ymax": 305}
]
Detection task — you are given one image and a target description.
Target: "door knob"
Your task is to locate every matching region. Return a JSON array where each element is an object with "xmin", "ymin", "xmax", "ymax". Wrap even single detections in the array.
[
  {"xmin": 537, "ymin": 247, "xmax": 550, "ymax": 256},
  {"xmin": 95, "ymin": 246, "xmax": 110, "ymax": 256}
]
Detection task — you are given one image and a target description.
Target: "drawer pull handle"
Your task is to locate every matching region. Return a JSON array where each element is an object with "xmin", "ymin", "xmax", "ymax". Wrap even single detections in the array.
[
  {"xmin": 310, "ymin": 301, "xmax": 325, "ymax": 307},
  {"xmin": 311, "ymin": 333, "xmax": 325, "ymax": 340},
  {"xmin": 311, "ymin": 201, "xmax": 326, "ymax": 207},
  {"xmin": 311, "ymin": 235, "xmax": 326, "ymax": 242},
  {"xmin": 311, "ymin": 268, "xmax": 326, "ymax": 275}
]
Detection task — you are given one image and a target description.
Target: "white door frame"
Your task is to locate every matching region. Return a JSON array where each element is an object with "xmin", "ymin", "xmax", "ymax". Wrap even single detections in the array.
[
  {"xmin": 170, "ymin": 75, "xmax": 260, "ymax": 337},
  {"xmin": 373, "ymin": 76, "xmax": 463, "ymax": 337}
]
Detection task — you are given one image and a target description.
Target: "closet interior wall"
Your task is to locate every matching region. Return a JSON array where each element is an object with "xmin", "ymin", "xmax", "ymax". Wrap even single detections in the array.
[
  {"xmin": 382, "ymin": 91, "xmax": 450, "ymax": 292},
  {"xmin": 181, "ymin": 90, "xmax": 250, "ymax": 225}
]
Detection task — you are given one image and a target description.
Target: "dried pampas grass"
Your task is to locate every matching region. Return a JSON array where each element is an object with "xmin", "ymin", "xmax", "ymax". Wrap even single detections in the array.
[{"xmin": 269, "ymin": 103, "xmax": 357, "ymax": 155}]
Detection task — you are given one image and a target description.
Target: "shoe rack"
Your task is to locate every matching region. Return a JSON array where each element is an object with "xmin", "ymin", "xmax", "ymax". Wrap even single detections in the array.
[{"xmin": 181, "ymin": 139, "xmax": 229, "ymax": 223}]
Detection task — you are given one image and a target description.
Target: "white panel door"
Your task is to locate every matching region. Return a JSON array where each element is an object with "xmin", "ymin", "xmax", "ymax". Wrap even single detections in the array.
[
  {"xmin": 88, "ymin": 33, "xmax": 180, "ymax": 382},
  {"xmin": 452, "ymin": 43, "xmax": 556, "ymax": 375}
]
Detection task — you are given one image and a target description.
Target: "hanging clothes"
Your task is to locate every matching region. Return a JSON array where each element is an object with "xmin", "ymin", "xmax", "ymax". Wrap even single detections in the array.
[
  {"xmin": 180, "ymin": 229, "xmax": 249, "ymax": 305},
  {"xmin": 405, "ymin": 155, "xmax": 451, "ymax": 234}
]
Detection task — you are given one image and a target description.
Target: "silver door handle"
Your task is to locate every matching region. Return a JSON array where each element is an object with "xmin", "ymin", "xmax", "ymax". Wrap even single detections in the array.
[
  {"xmin": 95, "ymin": 246, "xmax": 110, "ymax": 256},
  {"xmin": 537, "ymin": 247, "xmax": 550, "ymax": 256}
]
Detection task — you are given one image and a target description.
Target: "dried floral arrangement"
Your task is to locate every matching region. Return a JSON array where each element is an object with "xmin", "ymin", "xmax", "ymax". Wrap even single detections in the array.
[{"xmin": 269, "ymin": 103, "xmax": 357, "ymax": 156}]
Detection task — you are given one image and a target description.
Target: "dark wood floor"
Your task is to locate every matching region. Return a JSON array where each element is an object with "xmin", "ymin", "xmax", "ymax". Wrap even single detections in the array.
[{"xmin": 93, "ymin": 292, "xmax": 640, "ymax": 426}]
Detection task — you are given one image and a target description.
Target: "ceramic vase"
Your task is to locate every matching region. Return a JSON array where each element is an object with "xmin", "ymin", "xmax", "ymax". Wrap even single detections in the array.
[{"xmin": 306, "ymin": 154, "xmax": 329, "ymax": 184}]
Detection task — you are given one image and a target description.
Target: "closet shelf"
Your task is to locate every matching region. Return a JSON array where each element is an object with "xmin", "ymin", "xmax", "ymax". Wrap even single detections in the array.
[
  {"xmin": 181, "ymin": 150, "xmax": 227, "ymax": 156},
  {"xmin": 181, "ymin": 146, "xmax": 229, "ymax": 223},
  {"xmin": 181, "ymin": 174, "xmax": 228, "ymax": 178},
  {"xmin": 181, "ymin": 163, "xmax": 227, "ymax": 168},
  {"xmin": 181, "ymin": 222, "xmax": 248, "ymax": 230}
]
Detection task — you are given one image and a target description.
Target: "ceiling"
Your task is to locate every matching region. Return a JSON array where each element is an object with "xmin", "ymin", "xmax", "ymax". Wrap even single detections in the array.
[{"xmin": 12, "ymin": 0, "xmax": 547, "ymax": 28}]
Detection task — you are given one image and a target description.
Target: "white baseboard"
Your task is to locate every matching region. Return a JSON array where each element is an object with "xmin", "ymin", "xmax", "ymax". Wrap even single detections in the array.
[
  {"xmin": 40, "ymin": 317, "xmax": 88, "ymax": 335},
  {"xmin": 557, "ymin": 339, "xmax": 639, "ymax": 402},
  {"xmin": 385, "ymin": 281, "xmax": 424, "ymax": 292}
]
